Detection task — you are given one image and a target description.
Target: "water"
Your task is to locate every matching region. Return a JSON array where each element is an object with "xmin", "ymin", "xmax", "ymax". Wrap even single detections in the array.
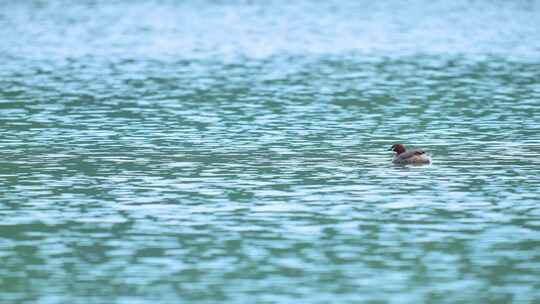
[{"xmin": 1, "ymin": 1, "xmax": 540, "ymax": 303}]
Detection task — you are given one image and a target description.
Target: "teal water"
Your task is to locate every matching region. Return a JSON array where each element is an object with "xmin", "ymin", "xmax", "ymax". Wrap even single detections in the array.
[{"xmin": 1, "ymin": 1, "xmax": 540, "ymax": 303}]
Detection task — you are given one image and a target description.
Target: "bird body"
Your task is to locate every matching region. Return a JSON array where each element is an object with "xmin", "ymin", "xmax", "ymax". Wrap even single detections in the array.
[{"xmin": 390, "ymin": 144, "xmax": 431, "ymax": 164}]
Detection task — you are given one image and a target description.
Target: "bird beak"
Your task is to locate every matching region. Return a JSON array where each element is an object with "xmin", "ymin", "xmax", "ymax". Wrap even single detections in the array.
[{"xmin": 388, "ymin": 148, "xmax": 393, "ymax": 151}]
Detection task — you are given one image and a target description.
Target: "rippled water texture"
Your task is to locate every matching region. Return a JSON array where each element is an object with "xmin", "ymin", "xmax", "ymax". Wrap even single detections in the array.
[{"xmin": 1, "ymin": 1, "xmax": 540, "ymax": 303}]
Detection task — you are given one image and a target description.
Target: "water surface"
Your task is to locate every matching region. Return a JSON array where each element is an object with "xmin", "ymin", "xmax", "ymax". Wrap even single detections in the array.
[{"xmin": 1, "ymin": 1, "xmax": 540, "ymax": 303}]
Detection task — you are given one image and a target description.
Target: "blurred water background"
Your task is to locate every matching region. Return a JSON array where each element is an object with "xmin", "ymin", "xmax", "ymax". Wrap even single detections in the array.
[{"xmin": 1, "ymin": 0, "xmax": 540, "ymax": 303}]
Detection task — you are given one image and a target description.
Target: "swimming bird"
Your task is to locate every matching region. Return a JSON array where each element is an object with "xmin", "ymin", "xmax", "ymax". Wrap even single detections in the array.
[{"xmin": 389, "ymin": 144, "xmax": 431, "ymax": 164}]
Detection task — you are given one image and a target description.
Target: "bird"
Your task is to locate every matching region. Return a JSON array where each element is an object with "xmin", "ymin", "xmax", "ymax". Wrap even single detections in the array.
[{"xmin": 389, "ymin": 143, "xmax": 431, "ymax": 164}]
